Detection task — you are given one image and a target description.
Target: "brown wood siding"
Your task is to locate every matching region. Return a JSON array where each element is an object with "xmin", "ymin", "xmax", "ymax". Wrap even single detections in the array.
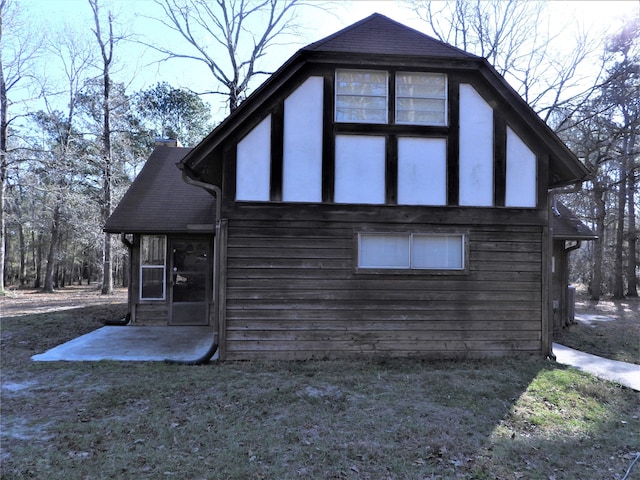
[
  {"xmin": 134, "ymin": 303, "xmax": 169, "ymax": 325},
  {"xmin": 222, "ymin": 205, "xmax": 544, "ymax": 360}
]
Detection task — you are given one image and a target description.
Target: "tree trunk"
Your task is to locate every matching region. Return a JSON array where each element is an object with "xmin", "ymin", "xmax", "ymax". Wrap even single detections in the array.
[
  {"xmin": 0, "ymin": 15, "xmax": 8, "ymax": 293},
  {"xmin": 43, "ymin": 203, "xmax": 61, "ymax": 292},
  {"xmin": 625, "ymin": 132, "xmax": 638, "ymax": 297},
  {"xmin": 18, "ymin": 220, "xmax": 25, "ymax": 285},
  {"xmin": 590, "ymin": 187, "xmax": 606, "ymax": 300},
  {"xmin": 613, "ymin": 136, "xmax": 628, "ymax": 298}
]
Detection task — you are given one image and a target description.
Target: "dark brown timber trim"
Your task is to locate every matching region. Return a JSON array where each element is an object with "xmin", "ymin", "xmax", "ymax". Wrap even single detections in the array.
[
  {"xmin": 386, "ymin": 135, "xmax": 398, "ymax": 205},
  {"xmin": 323, "ymin": 74, "xmax": 335, "ymax": 203},
  {"xmin": 270, "ymin": 102, "xmax": 284, "ymax": 202},
  {"xmin": 447, "ymin": 77, "xmax": 460, "ymax": 206},
  {"xmin": 494, "ymin": 112, "xmax": 506, "ymax": 207}
]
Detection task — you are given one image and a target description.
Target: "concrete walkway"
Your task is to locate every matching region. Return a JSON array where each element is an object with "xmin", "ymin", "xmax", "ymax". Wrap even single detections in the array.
[
  {"xmin": 553, "ymin": 343, "xmax": 640, "ymax": 391},
  {"xmin": 31, "ymin": 326, "xmax": 217, "ymax": 362}
]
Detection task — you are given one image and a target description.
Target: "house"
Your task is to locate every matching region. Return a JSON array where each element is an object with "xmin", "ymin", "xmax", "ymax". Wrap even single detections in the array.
[{"xmin": 105, "ymin": 14, "xmax": 590, "ymax": 361}]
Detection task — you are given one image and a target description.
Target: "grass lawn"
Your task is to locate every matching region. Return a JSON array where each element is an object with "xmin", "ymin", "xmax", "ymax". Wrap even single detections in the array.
[{"xmin": 1, "ymin": 291, "xmax": 639, "ymax": 479}]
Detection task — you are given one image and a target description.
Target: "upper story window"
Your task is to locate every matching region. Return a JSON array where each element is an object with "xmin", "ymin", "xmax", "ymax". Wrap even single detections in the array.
[
  {"xmin": 396, "ymin": 72, "xmax": 447, "ymax": 126},
  {"xmin": 335, "ymin": 69, "xmax": 448, "ymax": 126},
  {"xmin": 335, "ymin": 69, "xmax": 389, "ymax": 123}
]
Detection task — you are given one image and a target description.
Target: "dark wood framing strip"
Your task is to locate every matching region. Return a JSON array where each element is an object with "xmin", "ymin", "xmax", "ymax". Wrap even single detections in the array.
[
  {"xmin": 447, "ymin": 77, "xmax": 460, "ymax": 206},
  {"xmin": 270, "ymin": 102, "xmax": 284, "ymax": 202},
  {"xmin": 386, "ymin": 135, "xmax": 398, "ymax": 205},
  {"xmin": 322, "ymin": 74, "xmax": 335, "ymax": 203},
  {"xmin": 493, "ymin": 112, "xmax": 506, "ymax": 207}
]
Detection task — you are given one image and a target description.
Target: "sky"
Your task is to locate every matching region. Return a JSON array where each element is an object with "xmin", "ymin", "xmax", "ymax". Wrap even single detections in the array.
[{"xmin": 19, "ymin": 0, "xmax": 640, "ymax": 123}]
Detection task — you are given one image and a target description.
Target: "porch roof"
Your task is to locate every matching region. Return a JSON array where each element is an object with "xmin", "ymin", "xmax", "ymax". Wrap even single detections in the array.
[
  {"xmin": 104, "ymin": 146, "xmax": 217, "ymax": 234},
  {"xmin": 552, "ymin": 202, "xmax": 597, "ymax": 240}
]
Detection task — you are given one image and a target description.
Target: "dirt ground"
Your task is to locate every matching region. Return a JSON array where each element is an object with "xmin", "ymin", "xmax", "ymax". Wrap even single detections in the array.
[{"xmin": 1, "ymin": 284, "xmax": 128, "ymax": 317}]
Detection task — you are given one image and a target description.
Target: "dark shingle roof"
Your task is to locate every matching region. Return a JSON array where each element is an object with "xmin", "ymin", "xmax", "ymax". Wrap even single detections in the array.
[
  {"xmin": 303, "ymin": 13, "xmax": 476, "ymax": 59},
  {"xmin": 104, "ymin": 146, "xmax": 216, "ymax": 234},
  {"xmin": 552, "ymin": 202, "xmax": 597, "ymax": 240}
]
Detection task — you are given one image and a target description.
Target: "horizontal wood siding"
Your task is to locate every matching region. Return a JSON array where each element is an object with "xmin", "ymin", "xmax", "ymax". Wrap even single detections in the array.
[
  {"xmin": 223, "ymin": 206, "xmax": 544, "ymax": 360},
  {"xmin": 134, "ymin": 303, "xmax": 169, "ymax": 325}
]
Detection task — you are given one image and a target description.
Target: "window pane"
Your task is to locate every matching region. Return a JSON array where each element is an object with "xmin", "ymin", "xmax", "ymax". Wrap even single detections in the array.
[
  {"xmin": 337, "ymin": 71, "xmax": 388, "ymax": 96},
  {"xmin": 141, "ymin": 267, "xmax": 165, "ymax": 299},
  {"xmin": 359, "ymin": 234, "xmax": 410, "ymax": 268},
  {"xmin": 141, "ymin": 235, "xmax": 165, "ymax": 266},
  {"xmin": 412, "ymin": 235, "xmax": 463, "ymax": 269},
  {"xmin": 397, "ymin": 73, "xmax": 446, "ymax": 97},
  {"xmin": 396, "ymin": 72, "xmax": 447, "ymax": 126},
  {"xmin": 336, "ymin": 69, "xmax": 388, "ymax": 123}
]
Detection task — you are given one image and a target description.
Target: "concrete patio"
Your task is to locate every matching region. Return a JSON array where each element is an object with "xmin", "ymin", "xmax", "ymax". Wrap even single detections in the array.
[{"xmin": 31, "ymin": 326, "xmax": 218, "ymax": 362}]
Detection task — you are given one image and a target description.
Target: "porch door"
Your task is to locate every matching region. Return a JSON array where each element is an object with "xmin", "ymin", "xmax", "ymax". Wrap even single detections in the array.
[{"xmin": 169, "ymin": 238, "xmax": 211, "ymax": 325}]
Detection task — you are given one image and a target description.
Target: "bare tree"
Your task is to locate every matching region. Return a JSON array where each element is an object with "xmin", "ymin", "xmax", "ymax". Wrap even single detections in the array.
[
  {"xmin": 0, "ymin": 0, "xmax": 41, "ymax": 292},
  {"xmin": 146, "ymin": 0, "xmax": 307, "ymax": 113},
  {"xmin": 89, "ymin": 0, "xmax": 119, "ymax": 295},
  {"xmin": 407, "ymin": 0, "xmax": 598, "ymax": 123}
]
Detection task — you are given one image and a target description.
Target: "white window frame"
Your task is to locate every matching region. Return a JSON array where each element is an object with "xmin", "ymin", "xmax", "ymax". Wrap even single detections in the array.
[
  {"xmin": 357, "ymin": 232, "xmax": 466, "ymax": 271},
  {"xmin": 395, "ymin": 72, "xmax": 448, "ymax": 126},
  {"xmin": 140, "ymin": 235, "xmax": 166, "ymax": 300},
  {"xmin": 335, "ymin": 69, "xmax": 389, "ymax": 124}
]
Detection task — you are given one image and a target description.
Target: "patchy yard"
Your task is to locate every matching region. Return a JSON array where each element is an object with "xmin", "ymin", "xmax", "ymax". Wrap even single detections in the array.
[
  {"xmin": 1, "ymin": 286, "xmax": 639, "ymax": 479},
  {"xmin": 556, "ymin": 291, "xmax": 640, "ymax": 364}
]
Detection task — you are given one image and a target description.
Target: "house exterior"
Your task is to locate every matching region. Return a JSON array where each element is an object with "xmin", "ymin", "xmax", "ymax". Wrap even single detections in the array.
[{"xmin": 105, "ymin": 14, "xmax": 590, "ymax": 361}]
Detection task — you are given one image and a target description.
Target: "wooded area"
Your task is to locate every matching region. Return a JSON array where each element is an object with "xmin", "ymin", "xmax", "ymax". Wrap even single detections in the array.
[{"xmin": 0, "ymin": 0, "xmax": 638, "ymax": 300}]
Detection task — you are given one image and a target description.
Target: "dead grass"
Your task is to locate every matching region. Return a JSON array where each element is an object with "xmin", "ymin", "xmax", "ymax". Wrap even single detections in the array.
[
  {"xmin": 555, "ymin": 292, "xmax": 640, "ymax": 364},
  {"xmin": 1, "ymin": 287, "xmax": 639, "ymax": 479}
]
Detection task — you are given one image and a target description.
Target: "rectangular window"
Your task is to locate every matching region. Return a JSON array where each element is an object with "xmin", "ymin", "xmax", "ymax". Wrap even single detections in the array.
[
  {"xmin": 335, "ymin": 69, "xmax": 388, "ymax": 123},
  {"xmin": 140, "ymin": 235, "xmax": 166, "ymax": 300},
  {"xmin": 358, "ymin": 233, "xmax": 464, "ymax": 270},
  {"xmin": 396, "ymin": 72, "xmax": 447, "ymax": 126}
]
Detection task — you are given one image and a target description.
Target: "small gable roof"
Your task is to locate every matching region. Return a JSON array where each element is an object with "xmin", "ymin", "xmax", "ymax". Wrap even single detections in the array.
[
  {"xmin": 104, "ymin": 146, "xmax": 216, "ymax": 234},
  {"xmin": 552, "ymin": 202, "xmax": 597, "ymax": 240},
  {"xmin": 180, "ymin": 13, "xmax": 589, "ymax": 188}
]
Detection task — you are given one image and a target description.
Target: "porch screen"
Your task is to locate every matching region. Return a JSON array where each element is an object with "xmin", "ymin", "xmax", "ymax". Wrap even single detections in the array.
[{"xmin": 140, "ymin": 235, "xmax": 166, "ymax": 300}]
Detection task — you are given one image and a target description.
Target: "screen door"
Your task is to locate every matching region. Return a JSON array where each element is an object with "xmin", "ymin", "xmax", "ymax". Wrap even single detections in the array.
[{"xmin": 169, "ymin": 238, "xmax": 211, "ymax": 325}]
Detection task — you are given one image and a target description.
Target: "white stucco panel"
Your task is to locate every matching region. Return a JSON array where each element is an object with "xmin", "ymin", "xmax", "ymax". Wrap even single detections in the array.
[
  {"xmin": 459, "ymin": 84, "xmax": 494, "ymax": 206},
  {"xmin": 283, "ymin": 76, "xmax": 324, "ymax": 202},
  {"xmin": 236, "ymin": 115, "xmax": 271, "ymax": 201},
  {"xmin": 397, "ymin": 137, "xmax": 447, "ymax": 205},
  {"xmin": 334, "ymin": 135, "xmax": 385, "ymax": 204},
  {"xmin": 506, "ymin": 127, "xmax": 537, "ymax": 207}
]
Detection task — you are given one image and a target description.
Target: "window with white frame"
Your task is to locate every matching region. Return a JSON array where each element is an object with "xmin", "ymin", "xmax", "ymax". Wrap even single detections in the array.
[
  {"xmin": 335, "ymin": 69, "xmax": 389, "ymax": 123},
  {"xmin": 335, "ymin": 70, "xmax": 448, "ymax": 126},
  {"xmin": 358, "ymin": 233, "xmax": 464, "ymax": 270},
  {"xmin": 140, "ymin": 235, "xmax": 166, "ymax": 300},
  {"xmin": 396, "ymin": 72, "xmax": 447, "ymax": 126}
]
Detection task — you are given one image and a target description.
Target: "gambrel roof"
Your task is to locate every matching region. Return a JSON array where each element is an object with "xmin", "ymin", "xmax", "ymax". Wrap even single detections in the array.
[
  {"xmin": 104, "ymin": 146, "xmax": 216, "ymax": 234},
  {"xmin": 180, "ymin": 13, "xmax": 589, "ymax": 188}
]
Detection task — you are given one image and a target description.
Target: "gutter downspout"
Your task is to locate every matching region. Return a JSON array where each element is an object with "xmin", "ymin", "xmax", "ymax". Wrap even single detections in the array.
[
  {"xmin": 164, "ymin": 166, "xmax": 222, "ymax": 365},
  {"xmin": 104, "ymin": 233, "xmax": 133, "ymax": 326}
]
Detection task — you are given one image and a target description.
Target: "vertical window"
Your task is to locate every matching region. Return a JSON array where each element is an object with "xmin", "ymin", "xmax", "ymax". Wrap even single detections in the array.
[
  {"xmin": 140, "ymin": 235, "xmax": 166, "ymax": 300},
  {"xmin": 358, "ymin": 233, "xmax": 464, "ymax": 270},
  {"xmin": 396, "ymin": 72, "xmax": 447, "ymax": 126},
  {"xmin": 335, "ymin": 69, "xmax": 388, "ymax": 123}
]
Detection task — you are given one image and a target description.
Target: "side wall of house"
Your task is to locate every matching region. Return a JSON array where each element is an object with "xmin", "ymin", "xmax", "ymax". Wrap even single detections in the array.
[
  {"xmin": 215, "ymin": 64, "xmax": 552, "ymax": 360},
  {"xmin": 222, "ymin": 205, "xmax": 544, "ymax": 360}
]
